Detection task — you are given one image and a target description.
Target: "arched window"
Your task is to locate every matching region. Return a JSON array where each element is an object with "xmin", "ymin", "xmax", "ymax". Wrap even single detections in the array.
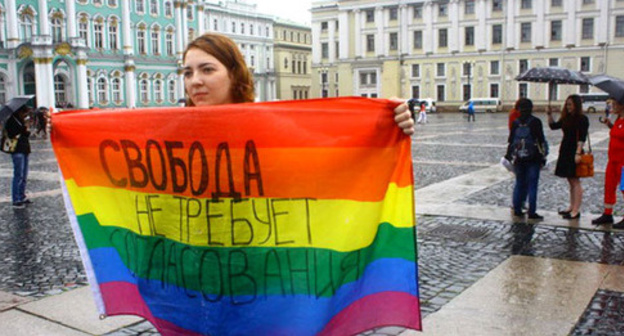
[
  {"xmin": 168, "ymin": 79, "xmax": 176, "ymax": 103},
  {"xmin": 284, "ymin": 57, "xmax": 288, "ymax": 69},
  {"xmin": 137, "ymin": 24, "xmax": 146, "ymax": 54},
  {"xmin": 19, "ymin": 15, "xmax": 34, "ymax": 41},
  {"xmin": 51, "ymin": 17, "xmax": 63, "ymax": 43},
  {"xmin": 94, "ymin": 18, "xmax": 104, "ymax": 49},
  {"xmin": 140, "ymin": 79, "xmax": 149, "ymax": 103},
  {"xmin": 108, "ymin": 0, "xmax": 118, "ymax": 7},
  {"xmin": 164, "ymin": 1, "xmax": 173, "ymax": 17},
  {"xmin": 111, "ymin": 77, "xmax": 122, "ymax": 103},
  {"xmin": 108, "ymin": 18, "xmax": 118, "ymax": 50},
  {"xmin": 165, "ymin": 29, "xmax": 174, "ymax": 56},
  {"xmin": 54, "ymin": 74, "xmax": 67, "ymax": 105},
  {"xmin": 151, "ymin": 27, "xmax": 160, "ymax": 54},
  {"xmin": 154, "ymin": 79, "xmax": 163, "ymax": 103},
  {"xmin": 87, "ymin": 77, "xmax": 94, "ymax": 105},
  {"xmin": 0, "ymin": 75, "xmax": 6, "ymax": 105},
  {"xmin": 187, "ymin": 5, "xmax": 194, "ymax": 20},
  {"xmin": 97, "ymin": 77, "xmax": 108, "ymax": 104},
  {"xmin": 78, "ymin": 15, "xmax": 89, "ymax": 46},
  {"xmin": 136, "ymin": 0, "xmax": 145, "ymax": 13}
]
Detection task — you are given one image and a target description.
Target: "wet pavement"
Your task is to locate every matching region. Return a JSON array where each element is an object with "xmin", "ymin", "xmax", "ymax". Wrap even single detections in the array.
[{"xmin": 1, "ymin": 112, "xmax": 623, "ymax": 335}]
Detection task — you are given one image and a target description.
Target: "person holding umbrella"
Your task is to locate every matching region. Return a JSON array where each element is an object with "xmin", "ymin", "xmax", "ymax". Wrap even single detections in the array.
[
  {"xmin": 546, "ymin": 94, "xmax": 589, "ymax": 220},
  {"xmin": 4, "ymin": 104, "xmax": 32, "ymax": 208},
  {"xmin": 591, "ymin": 97, "xmax": 624, "ymax": 228}
]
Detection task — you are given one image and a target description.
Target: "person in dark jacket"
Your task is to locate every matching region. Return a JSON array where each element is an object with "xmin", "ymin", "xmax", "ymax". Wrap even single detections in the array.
[
  {"xmin": 507, "ymin": 98, "xmax": 548, "ymax": 220},
  {"xmin": 4, "ymin": 105, "xmax": 32, "ymax": 208}
]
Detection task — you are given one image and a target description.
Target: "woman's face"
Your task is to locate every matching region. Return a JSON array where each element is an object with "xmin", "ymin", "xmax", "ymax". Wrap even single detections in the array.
[
  {"xmin": 613, "ymin": 100, "xmax": 624, "ymax": 115},
  {"xmin": 183, "ymin": 48, "xmax": 233, "ymax": 106},
  {"xmin": 565, "ymin": 98, "xmax": 575, "ymax": 112}
]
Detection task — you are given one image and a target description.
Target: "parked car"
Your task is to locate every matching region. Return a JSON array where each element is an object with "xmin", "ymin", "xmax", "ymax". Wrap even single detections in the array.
[{"xmin": 459, "ymin": 98, "xmax": 502, "ymax": 113}]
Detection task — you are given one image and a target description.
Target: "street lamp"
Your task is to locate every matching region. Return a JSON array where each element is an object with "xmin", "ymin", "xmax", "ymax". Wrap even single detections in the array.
[{"xmin": 462, "ymin": 60, "xmax": 476, "ymax": 101}]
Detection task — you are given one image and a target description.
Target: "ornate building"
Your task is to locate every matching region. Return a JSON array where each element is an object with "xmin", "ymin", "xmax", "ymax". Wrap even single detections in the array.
[
  {"xmin": 273, "ymin": 18, "xmax": 312, "ymax": 100},
  {"xmin": 311, "ymin": 0, "xmax": 624, "ymax": 109},
  {"xmin": 0, "ymin": 0, "xmax": 312, "ymax": 109}
]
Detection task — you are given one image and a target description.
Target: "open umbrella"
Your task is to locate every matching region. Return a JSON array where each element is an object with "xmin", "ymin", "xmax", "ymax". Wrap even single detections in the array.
[
  {"xmin": 0, "ymin": 95, "xmax": 35, "ymax": 124},
  {"xmin": 588, "ymin": 74, "xmax": 624, "ymax": 104},
  {"xmin": 516, "ymin": 67, "xmax": 589, "ymax": 111}
]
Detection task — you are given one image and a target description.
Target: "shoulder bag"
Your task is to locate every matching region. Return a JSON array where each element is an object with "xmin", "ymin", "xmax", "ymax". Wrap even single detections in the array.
[{"xmin": 575, "ymin": 131, "xmax": 593, "ymax": 178}]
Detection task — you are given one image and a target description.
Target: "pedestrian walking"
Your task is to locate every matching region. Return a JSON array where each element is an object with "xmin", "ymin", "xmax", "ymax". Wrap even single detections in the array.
[
  {"xmin": 592, "ymin": 98, "xmax": 624, "ymax": 228},
  {"xmin": 417, "ymin": 101, "xmax": 427, "ymax": 124},
  {"xmin": 547, "ymin": 94, "xmax": 590, "ymax": 220},
  {"xmin": 4, "ymin": 105, "xmax": 32, "ymax": 208},
  {"xmin": 507, "ymin": 98, "xmax": 548, "ymax": 220},
  {"xmin": 467, "ymin": 101, "xmax": 475, "ymax": 122}
]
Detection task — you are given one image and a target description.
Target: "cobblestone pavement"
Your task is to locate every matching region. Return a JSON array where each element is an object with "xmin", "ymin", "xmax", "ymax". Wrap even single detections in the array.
[{"xmin": 1, "ymin": 112, "xmax": 623, "ymax": 335}]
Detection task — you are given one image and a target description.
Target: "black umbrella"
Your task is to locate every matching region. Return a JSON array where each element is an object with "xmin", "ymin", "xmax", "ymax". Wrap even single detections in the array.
[
  {"xmin": 588, "ymin": 74, "xmax": 624, "ymax": 104},
  {"xmin": 516, "ymin": 67, "xmax": 589, "ymax": 111},
  {"xmin": 0, "ymin": 95, "xmax": 35, "ymax": 124}
]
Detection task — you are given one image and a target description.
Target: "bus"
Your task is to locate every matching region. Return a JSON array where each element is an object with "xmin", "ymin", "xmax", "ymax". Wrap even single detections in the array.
[{"xmin": 579, "ymin": 93, "xmax": 609, "ymax": 113}]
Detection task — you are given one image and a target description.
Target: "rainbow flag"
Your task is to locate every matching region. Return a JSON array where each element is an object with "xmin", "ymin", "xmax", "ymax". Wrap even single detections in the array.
[{"xmin": 52, "ymin": 97, "xmax": 421, "ymax": 336}]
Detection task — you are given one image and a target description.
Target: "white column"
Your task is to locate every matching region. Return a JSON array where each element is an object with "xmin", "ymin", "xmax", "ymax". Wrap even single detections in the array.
[
  {"xmin": 34, "ymin": 58, "xmax": 54, "ymax": 108},
  {"xmin": 400, "ymin": 5, "xmax": 409, "ymax": 54},
  {"xmin": 76, "ymin": 58, "xmax": 89, "ymax": 109},
  {"xmin": 197, "ymin": 4, "xmax": 205, "ymax": 34},
  {"xmin": 534, "ymin": 0, "xmax": 545, "ymax": 48},
  {"xmin": 424, "ymin": 2, "xmax": 434, "ymax": 54},
  {"xmin": 65, "ymin": 0, "xmax": 77, "ymax": 39},
  {"xmin": 597, "ymin": 0, "xmax": 608, "ymax": 45},
  {"xmin": 121, "ymin": 0, "xmax": 133, "ymax": 55},
  {"xmin": 505, "ymin": 0, "xmax": 516, "ymax": 50},
  {"xmin": 476, "ymin": 0, "xmax": 486, "ymax": 51},
  {"xmin": 178, "ymin": 72, "xmax": 185, "ymax": 102},
  {"xmin": 375, "ymin": 7, "xmax": 383, "ymax": 57},
  {"xmin": 175, "ymin": 1, "xmax": 185, "ymax": 57},
  {"xmin": 354, "ymin": 9, "xmax": 361, "ymax": 57},
  {"xmin": 182, "ymin": 3, "xmax": 189, "ymax": 47},
  {"xmin": 125, "ymin": 63, "xmax": 136, "ymax": 108},
  {"xmin": 6, "ymin": 0, "xmax": 18, "ymax": 47},
  {"xmin": 38, "ymin": 0, "xmax": 50, "ymax": 36},
  {"xmin": 328, "ymin": 20, "xmax": 336, "ymax": 63},
  {"xmin": 7, "ymin": 59, "xmax": 18, "ymax": 97},
  {"xmin": 312, "ymin": 21, "xmax": 321, "ymax": 63},
  {"xmin": 449, "ymin": 0, "xmax": 459, "ymax": 52},
  {"xmin": 338, "ymin": 10, "xmax": 349, "ymax": 59},
  {"xmin": 564, "ymin": 0, "xmax": 577, "ymax": 47}
]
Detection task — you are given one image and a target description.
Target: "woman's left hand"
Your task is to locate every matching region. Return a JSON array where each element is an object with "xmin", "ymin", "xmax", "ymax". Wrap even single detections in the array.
[{"xmin": 390, "ymin": 98, "xmax": 415, "ymax": 135}]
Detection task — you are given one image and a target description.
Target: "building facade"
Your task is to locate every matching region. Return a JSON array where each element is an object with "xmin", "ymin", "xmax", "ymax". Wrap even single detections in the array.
[
  {"xmin": 273, "ymin": 19, "xmax": 312, "ymax": 100},
  {"xmin": 311, "ymin": 0, "xmax": 624, "ymax": 109},
  {"xmin": 0, "ymin": 0, "xmax": 311, "ymax": 109}
]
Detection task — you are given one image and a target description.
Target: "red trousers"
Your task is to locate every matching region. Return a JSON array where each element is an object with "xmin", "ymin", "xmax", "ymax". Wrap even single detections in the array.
[{"xmin": 604, "ymin": 160, "xmax": 624, "ymax": 209}]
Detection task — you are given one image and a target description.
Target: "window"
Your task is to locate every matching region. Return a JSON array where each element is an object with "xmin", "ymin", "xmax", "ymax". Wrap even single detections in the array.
[
  {"xmin": 549, "ymin": 58, "xmax": 559, "ymax": 67},
  {"xmin": 136, "ymin": 0, "xmax": 145, "ymax": 13},
  {"xmin": 521, "ymin": 22, "xmax": 531, "ymax": 42},
  {"xmin": 582, "ymin": 18, "xmax": 594, "ymax": 39},
  {"xmin": 54, "ymin": 75, "xmax": 67, "ymax": 105},
  {"xmin": 366, "ymin": 34, "xmax": 375, "ymax": 52},
  {"xmin": 79, "ymin": 17, "xmax": 89, "ymax": 46},
  {"xmin": 151, "ymin": 29, "xmax": 160, "ymax": 54},
  {"xmin": 87, "ymin": 78, "xmax": 94, "ymax": 104},
  {"xmin": 266, "ymin": 27, "xmax": 270, "ymax": 37},
  {"xmin": 493, "ymin": 0, "xmax": 503, "ymax": 11},
  {"xmin": 411, "ymin": 86, "xmax": 420, "ymax": 99},
  {"xmin": 519, "ymin": 59, "xmax": 529, "ymax": 74},
  {"xmin": 436, "ymin": 63, "xmax": 445, "ymax": 77},
  {"xmin": 521, "ymin": 0, "xmax": 532, "ymax": 9},
  {"xmin": 109, "ymin": 20, "xmax": 118, "ymax": 50},
  {"xmin": 168, "ymin": 80, "xmax": 176, "ymax": 103},
  {"xmin": 389, "ymin": 8, "xmax": 398, "ymax": 21},
  {"xmin": 321, "ymin": 43, "xmax": 328, "ymax": 58},
  {"xmin": 51, "ymin": 17, "xmax": 63, "ymax": 43},
  {"xmin": 389, "ymin": 32, "xmax": 398, "ymax": 50},
  {"xmin": 551, "ymin": 0, "xmax": 562, "ymax": 6},
  {"xmin": 94, "ymin": 0, "xmax": 102, "ymax": 5},
  {"xmin": 617, "ymin": 16, "xmax": 624, "ymax": 37},
  {"xmin": 439, "ymin": 1, "xmax": 448, "ymax": 16},
  {"xmin": 303, "ymin": 61, "xmax": 307, "ymax": 74},
  {"xmin": 490, "ymin": 60, "xmax": 500, "ymax": 75},
  {"xmin": 463, "ymin": 63, "xmax": 473, "ymax": 77},
  {"xmin": 335, "ymin": 42, "xmax": 339, "ymax": 58},
  {"xmin": 213, "ymin": 19, "xmax": 218, "ymax": 31},
  {"xmin": 583, "ymin": 0, "xmax": 594, "ymax": 4},
  {"xmin": 465, "ymin": 27, "xmax": 474, "ymax": 46},
  {"xmin": 250, "ymin": 24, "xmax": 254, "ymax": 35},
  {"xmin": 140, "ymin": 79, "xmax": 149, "ymax": 103},
  {"xmin": 94, "ymin": 20, "xmax": 104, "ymax": 49},
  {"xmin": 112, "ymin": 78, "xmax": 122, "ymax": 103},
  {"xmin": 437, "ymin": 85, "xmax": 445, "ymax": 102},
  {"xmin": 414, "ymin": 31, "xmax": 423, "ymax": 49},
  {"xmin": 232, "ymin": 22, "xmax": 236, "ymax": 33},
  {"xmin": 321, "ymin": 21, "xmax": 328, "ymax": 30},
  {"xmin": 413, "ymin": 4, "xmax": 423, "ymax": 18},
  {"xmin": 20, "ymin": 15, "xmax": 34, "ymax": 41},
  {"xmin": 490, "ymin": 84, "xmax": 499, "ymax": 98},
  {"xmin": 150, "ymin": 0, "xmax": 158, "ymax": 15},
  {"xmin": 366, "ymin": 10, "xmax": 374, "ymax": 23},
  {"xmin": 359, "ymin": 71, "xmax": 377, "ymax": 85},
  {"xmin": 439, "ymin": 29, "xmax": 448, "ymax": 48},
  {"xmin": 0, "ymin": 76, "xmax": 5, "ymax": 104},
  {"xmin": 412, "ymin": 64, "xmax": 420, "ymax": 77},
  {"xmin": 166, "ymin": 31, "xmax": 174, "ymax": 56},
  {"xmin": 250, "ymin": 55, "xmax": 255, "ymax": 67},
  {"xmin": 97, "ymin": 78, "xmax": 108, "ymax": 103},
  {"xmin": 519, "ymin": 83, "xmax": 528, "ymax": 98},
  {"xmin": 465, "ymin": 0, "xmax": 475, "ymax": 14},
  {"xmin": 463, "ymin": 84, "xmax": 472, "ymax": 101},
  {"xmin": 154, "ymin": 80, "xmax": 163, "ymax": 102},
  {"xmin": 187, "ymin": 5, "xmax": 194, "ymax": 20},
  {"xmin": 165, "ymin": 1, "xmax": 173, "ymax": 17},
  {"xmin": 492, "ymin": 24, "xmax": 502, "ymax": 44},
  {"xmin": 580, "ymin": 57, "xmax": 591, "ymax": 72},
  {"xmin": 241, "ymin": 23, "xmax": 245, "ymax": 34},
  {"xmin": 108, "ymin": 0, "xmax": 118, "ymax": 6},
  {"xmin": 551, "ymin": 20, "xmax": 562, "ymax": 41},
  {"xmin": 137, "ymin": 29, "xmax": 146, "ymax": 54},
  {"xmin": 284, "ymin": 58, "xmax": 288, "ymax": 69}
]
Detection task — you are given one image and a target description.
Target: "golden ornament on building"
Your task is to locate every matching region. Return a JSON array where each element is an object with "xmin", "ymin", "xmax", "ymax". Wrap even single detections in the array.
[
  {"xmin": 17, "ymin": 46, "xmax": 33, "ymax": 59},
  {"xmin": 56, "ymin": 43, "xmax": 72, "ymax": 56}
]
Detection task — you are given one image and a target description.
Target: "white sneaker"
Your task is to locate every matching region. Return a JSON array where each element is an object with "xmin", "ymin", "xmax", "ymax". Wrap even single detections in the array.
[{"xmin": 500, "ymin": 156, "xmax": 515, "ymax": 174}]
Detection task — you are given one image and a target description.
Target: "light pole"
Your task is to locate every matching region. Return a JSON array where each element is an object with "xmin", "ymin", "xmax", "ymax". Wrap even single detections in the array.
[{"xmin": 462, "ymin": 60, "xmax": 475, "ymax": 101}]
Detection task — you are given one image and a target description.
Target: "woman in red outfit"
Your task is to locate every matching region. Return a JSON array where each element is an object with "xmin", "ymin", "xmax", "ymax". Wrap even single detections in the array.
[{"xmin": 592, "ymin": 98, "xmax": 624, "ymax": 228}]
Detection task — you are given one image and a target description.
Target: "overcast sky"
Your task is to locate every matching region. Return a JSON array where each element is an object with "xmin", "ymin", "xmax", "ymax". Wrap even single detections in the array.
[{"xmin": 255, "ymin": 0, "xmax": 313, "ymax": 25}]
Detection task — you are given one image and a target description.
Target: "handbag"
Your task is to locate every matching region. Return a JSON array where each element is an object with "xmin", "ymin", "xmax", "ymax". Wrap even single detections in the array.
[
  {"xmin": 575, "ymin": 131, "xmax": 594, "ymax": 178},
  {"xmin": 0, "ymin": 128, "xmax": 19, "ymax": 154}
]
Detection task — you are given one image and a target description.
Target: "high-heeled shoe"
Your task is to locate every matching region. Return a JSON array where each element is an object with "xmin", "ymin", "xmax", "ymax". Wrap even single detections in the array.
[
  {"xmin": 562, "ymin": 212, "xmax": 580, "ymax": 220},
  {"xmin": 558, "ymin": 209, "xmax": 571, "ymax": 216}
]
